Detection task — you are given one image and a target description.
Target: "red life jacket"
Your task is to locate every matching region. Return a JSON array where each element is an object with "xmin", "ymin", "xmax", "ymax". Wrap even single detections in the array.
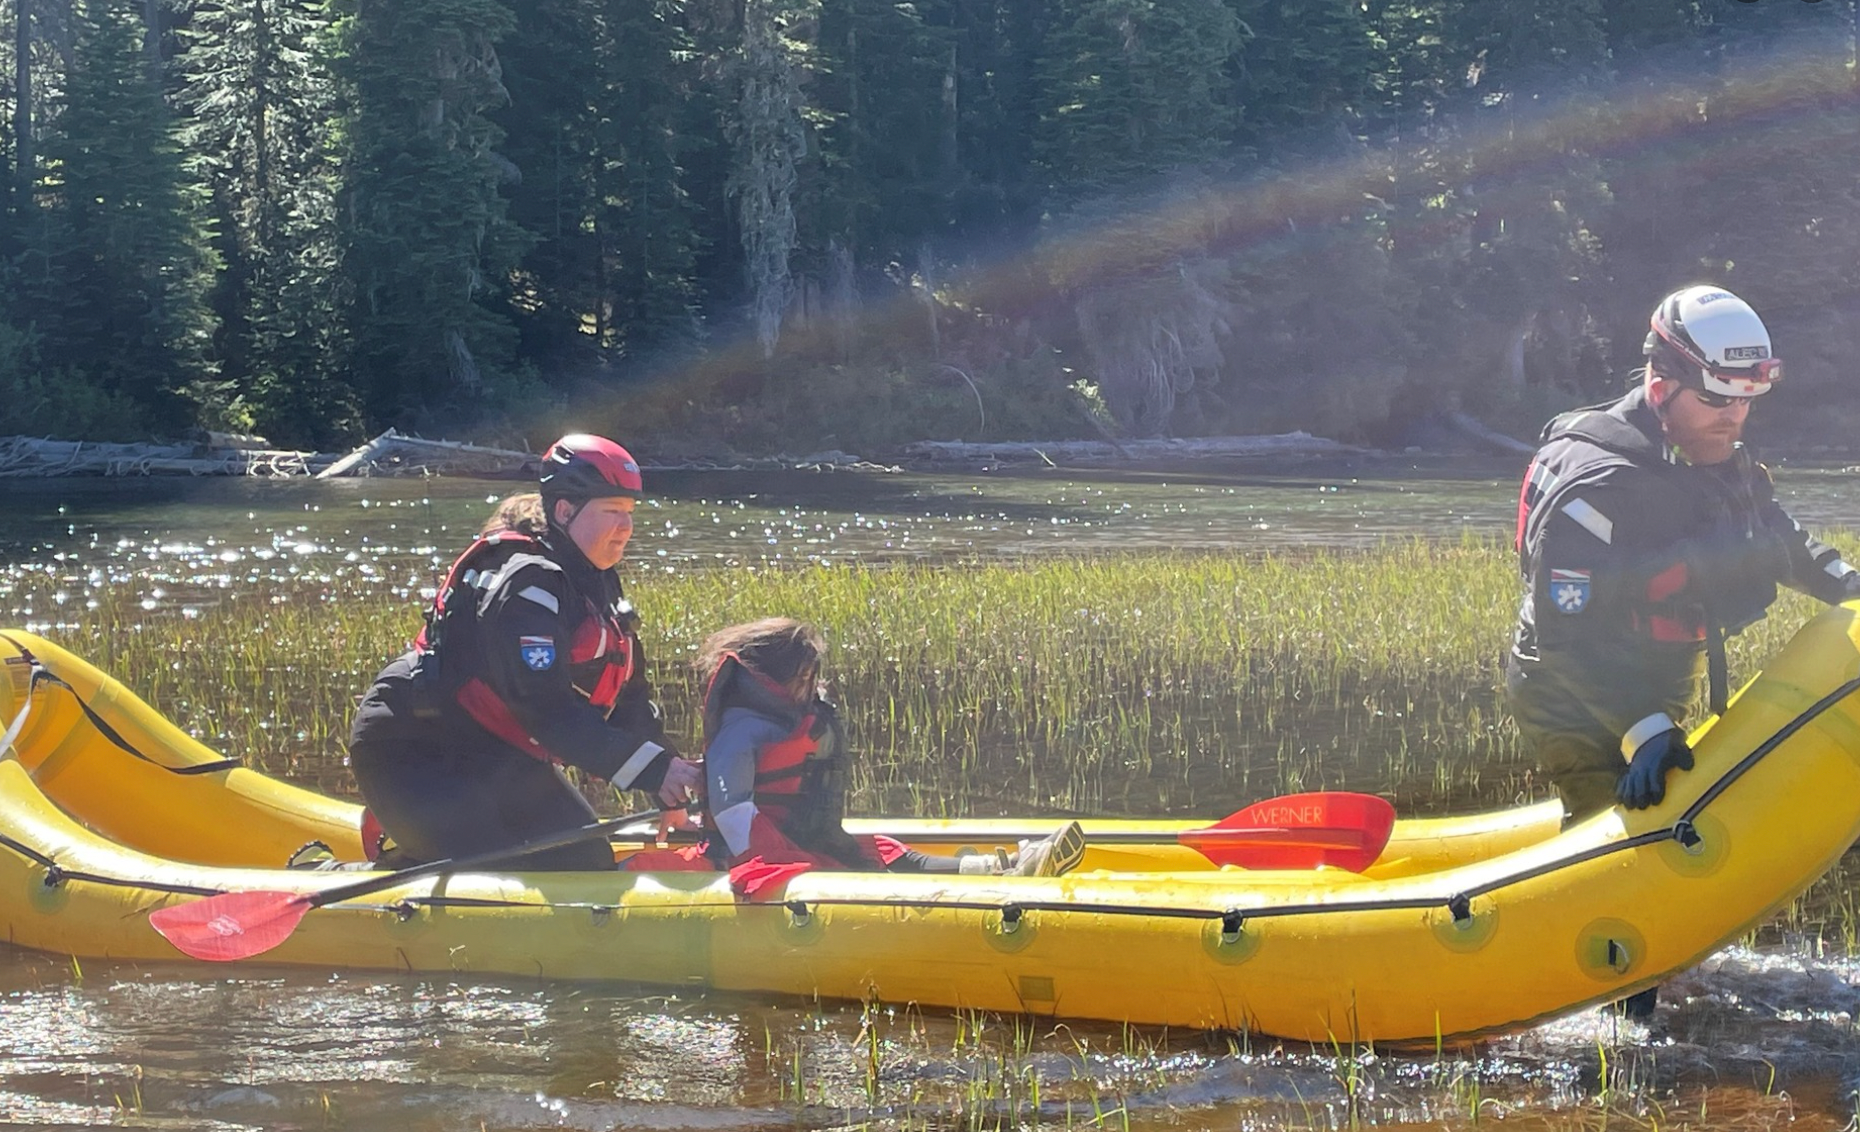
[
  {"xmin": 414, "ymin": 531, "xmax": 639, "ymax": 756},
  {"xmin": 698, "ymin": 656, "xmax": 849, "ymax": 860}
]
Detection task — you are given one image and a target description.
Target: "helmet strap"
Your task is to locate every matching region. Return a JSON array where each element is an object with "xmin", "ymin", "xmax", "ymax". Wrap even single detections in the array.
[
  {"xmin": 547, "ymin": 496, "xmax": 584, "ymax": 531},
  {"xmin": 1643, "ymin": 367, "xmax": 1677, "ymax": 419}
]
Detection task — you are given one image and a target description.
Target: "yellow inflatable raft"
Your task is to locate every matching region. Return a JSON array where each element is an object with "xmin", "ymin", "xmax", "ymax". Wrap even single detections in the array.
[{"xmin": 0, "ymin": 604, "xmax": 1856, "ymax": 1041}]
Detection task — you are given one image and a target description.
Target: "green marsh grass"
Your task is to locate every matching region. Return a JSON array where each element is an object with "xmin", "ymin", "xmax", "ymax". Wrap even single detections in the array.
[
  {"xmin": 12, "ymin": 537, "xmax": 1530, "ymax": 809},
  {"xmin": 8, "ymin": 532, "xmax": 1860, "ymax": 946}
]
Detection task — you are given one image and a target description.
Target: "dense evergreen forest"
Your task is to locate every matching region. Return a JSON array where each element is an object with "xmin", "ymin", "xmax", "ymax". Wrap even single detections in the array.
[{"xmin": 0, "ymin": 0, "xmax": 1856, "ymax": 455}]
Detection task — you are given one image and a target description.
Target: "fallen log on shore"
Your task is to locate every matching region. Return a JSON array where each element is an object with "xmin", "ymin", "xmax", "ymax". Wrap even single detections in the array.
[
  {"xmin": 312, "ymin": 430, "xmax": 538, "ymax": 479},
  {"xmin": 0, "ymin": 436, "xmax": 325, "ymax": 478},
  {"xmin": 0, "ymin": 428, "xmax": 1380, "ymax": 478},
  {"xmin": 0, "ymin": 430, "xmax": 540, "ymax": 479}
]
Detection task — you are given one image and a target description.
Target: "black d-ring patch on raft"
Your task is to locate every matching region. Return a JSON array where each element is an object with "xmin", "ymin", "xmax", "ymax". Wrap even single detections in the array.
[{"xmin": 0, "ymin": 633, "xmax": 240, "ymax": 775}]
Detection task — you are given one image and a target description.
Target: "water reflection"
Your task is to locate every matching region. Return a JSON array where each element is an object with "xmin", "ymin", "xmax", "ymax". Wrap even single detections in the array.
[
  {"xmin": 0, "ymin": 459, "xmax": 1847, "ymax": 642},
  {"xmin": 3, "ymin": 943, "xmax": 1857, "ymax": 1131},
  {"xmin": 3, "ymin": 461, "xmax": 1855, "ymax": 625}
]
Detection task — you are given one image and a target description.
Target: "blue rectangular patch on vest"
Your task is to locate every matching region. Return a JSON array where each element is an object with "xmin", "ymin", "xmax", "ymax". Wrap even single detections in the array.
[
  {"xmin": 519, "ymin": 635, "xmax": 556, "ymax": 670},
  {"xmin": 1550, "ymin": 568, "xmax": 1591, "ymax": 614}
]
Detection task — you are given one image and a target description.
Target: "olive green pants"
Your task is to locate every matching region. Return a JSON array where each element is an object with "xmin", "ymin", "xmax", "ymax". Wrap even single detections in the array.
[{"xmin": 1522, "ymin": 726, "xmax": 1627, "ymax": 824}]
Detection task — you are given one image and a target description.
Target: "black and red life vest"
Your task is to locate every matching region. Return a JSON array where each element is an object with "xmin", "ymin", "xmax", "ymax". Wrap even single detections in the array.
[
  {"xmin": 1513, "ymin": 392, "xmax": 1771, "ymax": 650},
  {"xmin": 413, "ymin": 530, "xmax": 640, "ymax": 747}
]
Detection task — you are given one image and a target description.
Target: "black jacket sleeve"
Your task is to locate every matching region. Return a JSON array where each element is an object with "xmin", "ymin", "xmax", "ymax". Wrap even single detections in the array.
[
  {"xmin": 1758, "ymin": 497, "xmax": 1860, "ymax": 605},
  {"xmin": 472, "ymin": 560, "xmax": 675, "ymax": 791},
  {"xmin": 1710, "ymin": 458, "xmax": 1860, "ymax": 612}
]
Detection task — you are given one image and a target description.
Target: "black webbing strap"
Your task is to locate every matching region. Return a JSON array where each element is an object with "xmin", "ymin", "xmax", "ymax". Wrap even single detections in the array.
[
  {"xmin": 0, "ymin": 833, "xmax": 221, "ymax": 896},
  {"xmin": 0, "ymin": 633, "xmax": 240, "ymax": 776},
  {"xmin": 1705, "ymin": 616, "xmax": 1731, "ymax": 716}
]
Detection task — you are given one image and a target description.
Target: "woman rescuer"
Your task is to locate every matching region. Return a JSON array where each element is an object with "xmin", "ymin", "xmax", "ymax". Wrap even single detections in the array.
[{"xmin": 346, "ymin": 434, "xmax": 703, "ymax": 871}]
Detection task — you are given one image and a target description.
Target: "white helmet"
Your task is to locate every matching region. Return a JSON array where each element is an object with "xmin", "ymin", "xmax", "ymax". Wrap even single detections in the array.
[{"xmin": 1643, "ymin": 285, "xmax": 1782, "ymax": 398}]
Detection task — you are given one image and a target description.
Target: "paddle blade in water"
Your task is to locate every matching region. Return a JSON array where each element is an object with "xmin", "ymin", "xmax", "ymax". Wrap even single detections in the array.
[
  {"xmin": 149, "ymin": 890, "xmax": 312, "ymax": 962},
  {"xmin": 1186, "ymin": 792, "xmax": 1397, "ymax": 871}
]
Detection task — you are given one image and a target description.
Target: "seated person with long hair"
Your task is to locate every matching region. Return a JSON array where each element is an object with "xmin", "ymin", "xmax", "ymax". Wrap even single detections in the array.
[{"xmin": 689, "ymin": 617, "xmax": 1081, "ymax": 877}]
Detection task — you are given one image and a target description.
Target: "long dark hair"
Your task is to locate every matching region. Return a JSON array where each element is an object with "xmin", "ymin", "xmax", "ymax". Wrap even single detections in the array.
[{"xmin": 695, "ymin": 617, "xmax": 826, "ymax": 689}]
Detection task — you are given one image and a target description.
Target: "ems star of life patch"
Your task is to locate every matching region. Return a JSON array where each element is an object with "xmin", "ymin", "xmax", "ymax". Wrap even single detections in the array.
[
  {"xmin": 1550, "ymin": 568, "xmax": 1591, "ymax": 614},
  {"xmin": 519, "ymin": 635, "xmax": 556, "ymax": 670}
]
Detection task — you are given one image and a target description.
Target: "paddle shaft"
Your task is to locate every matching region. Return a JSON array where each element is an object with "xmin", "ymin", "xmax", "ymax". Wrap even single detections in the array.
[
  {"xmin": 303, "ymin": 810, "xmax": 658, "ymax": 909},
  {"xmin": 610, "ymin": 823, "xmax": 1375, "ymax": 851},
  {"xmin": 610, "ymin": 791, "xmax": 1395, "ymax": 870}
]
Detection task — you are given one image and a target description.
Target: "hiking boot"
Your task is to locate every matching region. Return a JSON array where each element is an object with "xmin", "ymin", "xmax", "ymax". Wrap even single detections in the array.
[
  {"xmin": 285, "ymin": 840, "xmax": 341, "ymax": 871},
  {"xmin": 1008, "ymin": 821, "xmax": 1086, "ymax": 877}
]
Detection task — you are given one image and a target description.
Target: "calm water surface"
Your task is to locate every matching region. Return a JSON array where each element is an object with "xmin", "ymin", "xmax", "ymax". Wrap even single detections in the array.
[{"xmin": 3, "ymin": 458, "xmax": 1860, "ymax": 1130}]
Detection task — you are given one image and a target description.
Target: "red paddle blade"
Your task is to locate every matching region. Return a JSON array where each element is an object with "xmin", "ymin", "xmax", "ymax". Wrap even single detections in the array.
[
  {"xmin": 149, "ymin": 890, "xmax": 313, "ymax": 962},
  {"xmin": 1186, "ymin": 792, "xmax": 1397, "ymax": 871}
]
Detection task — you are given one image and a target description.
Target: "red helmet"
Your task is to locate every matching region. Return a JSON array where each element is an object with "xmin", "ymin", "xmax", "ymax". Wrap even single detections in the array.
[{"xmin": 539, "ymin": 434, "xmax": 642, "ymax": 506}]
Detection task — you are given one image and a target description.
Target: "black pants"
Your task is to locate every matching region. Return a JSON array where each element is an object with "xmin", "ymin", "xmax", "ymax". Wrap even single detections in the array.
[
  {"xmin": 888, "ymin": 847, "xmax": 960, "ymax": 874},
  {"xmin": 348, "ymin": 657, "xmax": 615, "ymax": 871}
]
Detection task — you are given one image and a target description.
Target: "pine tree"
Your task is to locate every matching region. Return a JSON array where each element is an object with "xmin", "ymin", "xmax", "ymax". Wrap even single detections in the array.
[
  {"xmin": 499, "ymin": 0, "xmax": 704, "ymax": 374},
  {"xmin": 1226, "ymin": 0, "xmax": 1382, "ymax": 149},
  {"xmin": 726, "ymin": 0, "xmax": 808, "ymax": 356},
  {"xmin": 1035, "ymin": 0, "xmax": 1243, "ymax": 205},
  {"xmin": 180, "ymin": 0, "xmax": 357, "ymax": 445},
  {"xmin": 810, "ymin": 0, "xmax": 959, "ymax": 272},
  {"xmin": 944, "ymin": 0, "xmax": 1044, "ymax": 242},
  {"xmin": 497, "ymin": 0, "xmax": 605, "ymax": 371},
  {"xmin": 330, "ymin": 0, "xmax": 529, "ymax": 425},
  {"xmin": 1030, "ymin": 0, "xmax": 1242, "ymax": 436},
  {"xmin": 1386, "ymin": 0, "xmax": 1614, "ymax": 413},
  {"xmin": 30, "ymin": 0, "xmax": 220, "ymax": 433},
  {"xmin": 597, "ymin": 0, "xmax": 702, "ymax": 358}
]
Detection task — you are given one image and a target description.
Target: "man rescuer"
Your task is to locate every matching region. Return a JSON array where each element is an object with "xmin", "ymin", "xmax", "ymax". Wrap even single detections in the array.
[{"xmin": 1507, "ymin": 284, "xmax": 1860, "ymax": 823}]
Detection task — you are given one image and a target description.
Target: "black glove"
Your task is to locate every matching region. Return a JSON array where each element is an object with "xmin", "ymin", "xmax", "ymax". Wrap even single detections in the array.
[{"xmin": 1616, "ymin": 713, "xmax": 1693, "ymax": 810}]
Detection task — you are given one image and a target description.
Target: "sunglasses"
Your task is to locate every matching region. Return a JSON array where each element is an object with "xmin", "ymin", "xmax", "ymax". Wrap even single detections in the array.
[{"xmin": 1691, "ymin": 388, "xmax": 1751, "ymax": 410}]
